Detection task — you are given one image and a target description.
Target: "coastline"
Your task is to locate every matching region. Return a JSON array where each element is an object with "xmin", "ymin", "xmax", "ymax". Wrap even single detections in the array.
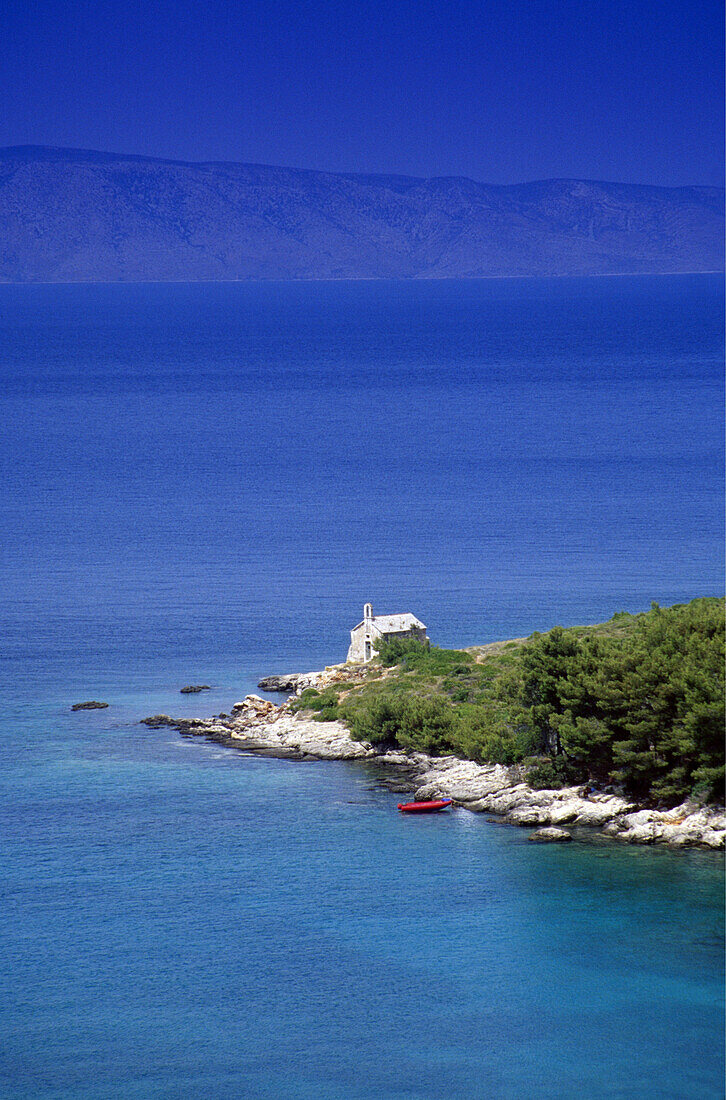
[
  {"xmin": 1, "ymin": 270, "xmax": 722, "ymax": 286},
  {"xmin": 143, "ymin": 665, "xmax": 726, "ymax": 851}
]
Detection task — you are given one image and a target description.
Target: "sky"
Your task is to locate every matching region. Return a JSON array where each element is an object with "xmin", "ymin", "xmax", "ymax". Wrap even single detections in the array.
[{"xmin": 1, "ymin": 0, "xmax": 723, "ymax": 186}]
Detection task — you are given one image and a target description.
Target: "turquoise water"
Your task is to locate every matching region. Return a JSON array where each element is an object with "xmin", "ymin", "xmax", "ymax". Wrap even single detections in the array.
[{"xmin": 0, "ymin": 276, "xmax": 723, "ymax": 1098}]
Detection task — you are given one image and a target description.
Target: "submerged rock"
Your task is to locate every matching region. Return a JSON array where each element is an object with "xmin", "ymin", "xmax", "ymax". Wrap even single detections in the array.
[
  {"xmin": 141, "ymin": 714, "xmax": 214, "ymax": 734},
  {"xmin": 180, "ymin": 684, "xmax": 211, "ymax": 694},
  {"xmin": 529, "ymin": 827, "xmax": 572, "ymax": 843},
  {"xmin": 71, "ymin": 701, "xmax": 109, "ymax": 711}
]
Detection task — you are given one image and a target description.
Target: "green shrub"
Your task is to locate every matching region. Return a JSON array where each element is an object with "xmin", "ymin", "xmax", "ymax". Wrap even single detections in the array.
[
  {"xmin": 290, "ymin": 686, "xmax": 340, "ymax": 717},
  {"xmin": 343, "ymin": 693, "xmax": 408, "ymax": 745},
  {"xmin": 290, "ymin": 687, "xmax": 320, "ymax": 709},
  {"xmin": 395, "ymin": 696, "xmax": 455, "ymax": 754},
  {"xmin": 313, "ymin": 706, "xmax": 341, "ymax": 722},
  {"xmin": 524, "ymin": 757, "xmax": 574, "ymax": 790},
  {"xmin": 374, "ymin": 636, "xmax": 430, "ymax": 667}
]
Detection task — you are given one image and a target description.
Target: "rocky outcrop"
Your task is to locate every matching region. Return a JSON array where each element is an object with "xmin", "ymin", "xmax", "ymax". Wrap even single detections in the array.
[
  {"xmin": 142, "ymin": 687, "xmax": 725, "ymax": 851},
  {"xmin": 231, "ymin": 695, "xmax": 280, "ymax": 721},
  {"xmin": 603, "ymin": 806, "xmax": 726, "ymax": 848},
  {"xmin": 180, "ymin": 684, "xmax": 210, "ymax": 694},
  {"xmin": 144, "ymin": 694, "xmax": 374, "ymax": 760},
  {"xmin": 258, "ymin": 664, "xmax": 376, "ymax": 696},
  {"xmin": 407, "ymin": 756, "xmax": 725, "ymax": 846},
  {"xmin": 529, "ymin": 827, "xmax": 572, "ymax": 843},
  {"xmin": 228, "ymin": 712, "xmax": 373, "ymax": 760},
  {"xmin": 141, "ymin": 714, "xmax": 211, "ymax": 732},
  {"xmin": 257, "ymin": 674, "xmax": 315, "ymax": 693},
  {"xmin": 71, "ymin": 701, "xmax": 109, "ymax": 710},
  {"xmin": 225, "ymin": 695, "xmax": 371, "ymax": 758},
  {"xmin": 411, "ymin": 758, "xmax": 636, "ymax": 826}
]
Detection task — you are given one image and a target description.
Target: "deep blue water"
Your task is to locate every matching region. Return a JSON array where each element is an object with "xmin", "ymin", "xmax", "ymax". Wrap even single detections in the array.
[{"xmin": 0, "ymin": 275, "xmax": 723, "ymax": 1099}]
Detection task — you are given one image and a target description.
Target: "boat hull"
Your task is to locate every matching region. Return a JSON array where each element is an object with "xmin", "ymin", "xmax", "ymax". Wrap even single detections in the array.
[{"xmin": 397, "ymin": 798, "xmax": 452, "ymax": 813}]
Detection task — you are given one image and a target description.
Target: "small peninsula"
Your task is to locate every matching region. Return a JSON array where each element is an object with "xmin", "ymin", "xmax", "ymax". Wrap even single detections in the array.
[{"xmin": 145, "ymin": 597, "xmax": 725, "ymax": 849}]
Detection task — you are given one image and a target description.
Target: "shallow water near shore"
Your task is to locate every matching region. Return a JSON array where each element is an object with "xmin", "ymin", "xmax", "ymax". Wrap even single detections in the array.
[
  {"xmin": 0, "ymin": 275, "xmax": 724, "ymax": 1097},
  {"xmin": 3, "ymin": 714, "xmax": 724, "ymax": 1099}
]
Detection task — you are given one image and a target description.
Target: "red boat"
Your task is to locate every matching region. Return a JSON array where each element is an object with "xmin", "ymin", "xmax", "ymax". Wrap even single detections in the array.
[{"xmin": 397, "ymin": 798, "xmax": 452, "ymax": 813}]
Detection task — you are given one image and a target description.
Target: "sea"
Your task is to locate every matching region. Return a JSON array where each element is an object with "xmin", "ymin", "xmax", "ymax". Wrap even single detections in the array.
[{"xmin": 0, "ymin": 274, "xmax": 723, "ymax": 1099}]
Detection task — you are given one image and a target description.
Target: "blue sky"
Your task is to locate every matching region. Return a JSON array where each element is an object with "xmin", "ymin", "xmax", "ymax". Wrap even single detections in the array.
[{"xmin": 2, "ymin": 0, "xmax": 722, "ymax": 185}]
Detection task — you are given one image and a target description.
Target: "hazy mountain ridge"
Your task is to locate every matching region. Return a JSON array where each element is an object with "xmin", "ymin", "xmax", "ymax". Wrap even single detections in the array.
[{"xmin": 0, "ymin": 146, "xmax": 722, "ymax": 281}]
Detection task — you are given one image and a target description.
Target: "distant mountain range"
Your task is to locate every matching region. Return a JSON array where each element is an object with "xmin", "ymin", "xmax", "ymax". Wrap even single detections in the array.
[{"xmin": 0, "ymin": 146, "xmax": 722, "ymax": 282}]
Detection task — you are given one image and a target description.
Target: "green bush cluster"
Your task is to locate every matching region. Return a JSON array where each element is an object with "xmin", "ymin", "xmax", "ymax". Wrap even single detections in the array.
[
  {"xmin": 374, "ymin": 636, "xmax": 473, "ymax": 677},
  {"xmin": 342, "ymin": 692, "xmax": 455, "ymax": 753},
  {"xmin": 289, "ymin": 686, "xmax": 341, "ymax": 722}
]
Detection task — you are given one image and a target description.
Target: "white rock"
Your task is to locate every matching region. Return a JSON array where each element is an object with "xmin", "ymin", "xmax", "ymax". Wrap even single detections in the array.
[
  {"xmin": 529, "ymin": 827, "xmax": 572, "ymax": 843},
  {"xmin": 459, "ymin": 798, "xmax": 496, "ymax": 813},
  {"xmin": 508, "ymin": 806, "xmax": 552, "ymax": 826},
  {"xmin": 621, "ymin": 809, "xmax": 657, "ymax": 828},
  {"xmin": 622, "ymin": 823, "xmax": 661, "ymax": 844},
  {"xmin": 575, "ymin": 802, "xmax": 622, "ymax": 826},
  {"xmin": 547, "ymin": 801, "xmax": 580, "ymax": 824}
]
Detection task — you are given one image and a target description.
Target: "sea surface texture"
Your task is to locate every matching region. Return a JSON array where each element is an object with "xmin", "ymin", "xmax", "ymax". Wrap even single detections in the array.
[{"xmin": 0, "ymin": 275, "xmax": 723, "ymax": 1099}]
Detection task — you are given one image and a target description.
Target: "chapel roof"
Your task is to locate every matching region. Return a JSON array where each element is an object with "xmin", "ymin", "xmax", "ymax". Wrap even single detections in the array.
[{"xmin": 352, "ymin": 612, "xmax": 426, "ymax": 633}]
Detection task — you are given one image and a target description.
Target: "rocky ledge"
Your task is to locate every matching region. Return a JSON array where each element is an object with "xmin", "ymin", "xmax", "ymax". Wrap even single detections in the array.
[
  {"xmin": 257, "ymin": 665, "xmax": 374, "ymax": 694},
  {"xmin": 257, "ymin": 673, "xmax": 316, "ymax": 693},
  {"xmin": 143, "ymin": 682, "xmax": 725, "ymax": 851}
]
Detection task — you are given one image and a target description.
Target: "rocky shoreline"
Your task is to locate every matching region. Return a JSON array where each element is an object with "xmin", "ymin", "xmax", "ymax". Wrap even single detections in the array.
[{"xmin": 143, "ymin": 667, "xmax": 725, "ymax": 851}]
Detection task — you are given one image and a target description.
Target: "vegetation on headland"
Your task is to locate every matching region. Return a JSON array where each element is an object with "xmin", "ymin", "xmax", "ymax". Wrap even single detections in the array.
[{"xmin": 291, "ymin": 598, "xmax": 724, "ymax": 806}]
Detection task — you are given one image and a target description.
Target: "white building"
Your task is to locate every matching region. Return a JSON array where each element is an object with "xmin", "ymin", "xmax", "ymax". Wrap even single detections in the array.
[{"xmin": 347, "ymin": 603, "xmax": 428, "ymax": 663}]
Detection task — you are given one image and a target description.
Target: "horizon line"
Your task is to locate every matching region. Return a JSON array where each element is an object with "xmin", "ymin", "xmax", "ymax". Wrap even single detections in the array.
[
  {"xmin": 1, "ymin": 143, "xmax": 722, "ymax": 193},
  {"xmin": 0, "ymin": 271, "xmax": 722, "ymax": 289}
]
